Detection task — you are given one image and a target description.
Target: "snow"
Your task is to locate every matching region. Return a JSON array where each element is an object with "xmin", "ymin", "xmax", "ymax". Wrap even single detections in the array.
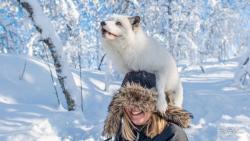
[
  {"xmin": 20, "ymin": 0, "xmax": 81, "ymax": 109},
  {"xmin": 183, "ymin": 62, "xmax": 250, "ymax": 140},
  {"xmin": 208, "ymin": 0, "xmax": 219, "ymax": 8},
  {"xmin": 129, "ymin": 0, "xmax": 139, "ymax": 7},
  {"xmin": 0, "ymin": 54, "xmax": 250, "ymax": 140},
  {"xmin": 60, "ymin": 0, "xmax": 80, "ymax": 24},
  {"xmin": 27, "ymin": 33, "xmax": 40, "ymax": 57},
  {"xmin": 0, "ymin": 54, "xmax": 112, "ymax": 141}
]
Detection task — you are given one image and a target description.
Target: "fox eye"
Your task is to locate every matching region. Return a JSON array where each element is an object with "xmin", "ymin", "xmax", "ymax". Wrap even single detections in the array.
[{"xmin": 116, "ymin": 21, "xmax": 122, "ymax": 26}]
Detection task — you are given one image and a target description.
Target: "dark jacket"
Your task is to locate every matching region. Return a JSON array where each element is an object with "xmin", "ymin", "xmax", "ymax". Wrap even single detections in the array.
[{"xmin": 114, "ymin": 123, "xmax": 188, "ymax": 141}]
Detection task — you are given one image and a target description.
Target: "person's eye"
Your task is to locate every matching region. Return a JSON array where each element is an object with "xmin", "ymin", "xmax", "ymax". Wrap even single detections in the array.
[{"xmin": 116, "ymin": 21, "xmax": 122, "ymax": 26}]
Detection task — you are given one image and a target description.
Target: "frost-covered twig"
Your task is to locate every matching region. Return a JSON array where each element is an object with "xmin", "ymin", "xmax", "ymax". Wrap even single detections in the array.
[
  {"xmin": 98, "ymin": 54, "xmax": 106, "ymax": 71},
  {"xmin": 78, "ymin": 50, "xmax": 84, "ymax": 113},
  {"xmin": 235, "ymin": 54, "xmax": 250, "ymax": 89},
  {"xmin": 242, "ymin": 57, "xmax": 249, "ymax": 66},
  {"xmin": 19, "ymin": 59, "xmax": 27, "ymax": 80},
  {"xmin": 43, "ymin": 43, "xmax": 60, "ymax": 106}
]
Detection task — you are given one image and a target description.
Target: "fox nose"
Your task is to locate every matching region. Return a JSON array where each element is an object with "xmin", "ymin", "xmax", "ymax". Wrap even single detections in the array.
[{"xmin": 100, "ymin": 21, "xmax": 106, "ymax": 26}]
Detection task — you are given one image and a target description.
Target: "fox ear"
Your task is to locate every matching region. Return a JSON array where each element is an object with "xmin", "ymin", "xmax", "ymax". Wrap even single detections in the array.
[{"xmin": 129, "ymin": 16, "xmax": 140, "ymax": 29}]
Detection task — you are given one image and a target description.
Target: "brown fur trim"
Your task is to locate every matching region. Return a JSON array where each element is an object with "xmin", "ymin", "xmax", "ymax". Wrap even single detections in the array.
[
  {"xmin": 103, "ymin": 83, "xmax": 192, "ymax": 137},
  {"xmin": 157, "ymin": 105, "xmax": 193, "ymax": 128}
]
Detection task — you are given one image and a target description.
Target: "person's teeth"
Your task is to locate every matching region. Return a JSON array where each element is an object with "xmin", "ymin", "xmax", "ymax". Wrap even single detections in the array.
[{"xmin": 132, "ymin": 111, "xmax": 142, "ymax": 115}]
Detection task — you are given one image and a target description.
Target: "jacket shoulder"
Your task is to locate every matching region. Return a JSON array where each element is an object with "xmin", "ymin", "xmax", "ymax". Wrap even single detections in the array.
[{"xmin": 154, "ymin": 123, "xmax": 188, "ymax": 141}]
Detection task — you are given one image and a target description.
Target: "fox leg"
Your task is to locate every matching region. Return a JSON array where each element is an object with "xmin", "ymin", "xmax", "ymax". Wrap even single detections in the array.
[{"xmin": 155, "ymin": 72, "xmax": 168, "ymax": 113}]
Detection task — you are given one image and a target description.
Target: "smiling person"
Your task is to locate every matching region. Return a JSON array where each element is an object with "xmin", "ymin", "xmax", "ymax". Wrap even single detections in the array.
[{"xmin": 103, "ymin": 71, "xmax": 192, "ymax": 141}]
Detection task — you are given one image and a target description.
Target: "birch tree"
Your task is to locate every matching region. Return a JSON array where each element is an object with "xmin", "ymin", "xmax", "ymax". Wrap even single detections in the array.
[{"xmin": 18, "ymin": 0, "xmax": 76, "ymax": 111}]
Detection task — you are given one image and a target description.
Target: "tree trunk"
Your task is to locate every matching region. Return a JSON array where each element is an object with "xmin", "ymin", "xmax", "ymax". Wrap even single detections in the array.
[
  {"xmin": 167, "ymin": 0, "xmax": 174, "ymax": 55},
  {"xmin": 42, "ymin": 38, "xmax": 75, "ymax": 110},
  {"xmin": 18, "ymin": 0, "xmax": 75, "ymax": 111}
]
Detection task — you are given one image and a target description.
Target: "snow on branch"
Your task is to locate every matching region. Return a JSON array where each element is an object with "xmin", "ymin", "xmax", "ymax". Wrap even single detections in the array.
[{"xmin": 19, "ymin": 0, "xmax": 80, "ymax": 111}]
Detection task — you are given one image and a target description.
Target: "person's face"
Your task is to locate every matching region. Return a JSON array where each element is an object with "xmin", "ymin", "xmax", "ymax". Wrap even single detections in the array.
[{"xmin": 124, "ymin": 106, "xmax": 152, "ymax": 125}]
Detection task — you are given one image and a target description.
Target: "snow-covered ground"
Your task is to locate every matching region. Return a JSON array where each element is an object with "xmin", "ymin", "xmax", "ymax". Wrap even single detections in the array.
[
  {"xmin": 182, "ymin": 62, "xmax": 250, "ymax": 141},
  {"xmin": 0, "ymin": 54, "xmax": 249, "ymax": 141}
]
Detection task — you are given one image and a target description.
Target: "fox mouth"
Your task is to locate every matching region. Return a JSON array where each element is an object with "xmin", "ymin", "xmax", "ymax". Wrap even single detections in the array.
[{"xmin": 101, "ymin": 28, "xmax": 119, "ymax": 37}]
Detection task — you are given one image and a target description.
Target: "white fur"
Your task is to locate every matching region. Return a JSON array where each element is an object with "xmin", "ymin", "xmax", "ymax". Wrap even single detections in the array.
[{"xmin": 101, "ymin": 15, "xmax": 183, "ymax": 112}]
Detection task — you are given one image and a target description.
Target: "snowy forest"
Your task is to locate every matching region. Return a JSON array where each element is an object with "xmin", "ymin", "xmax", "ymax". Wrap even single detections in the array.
[{"xmin": 0, "ymin": 0, "xmax": 250, "ymax": 141}]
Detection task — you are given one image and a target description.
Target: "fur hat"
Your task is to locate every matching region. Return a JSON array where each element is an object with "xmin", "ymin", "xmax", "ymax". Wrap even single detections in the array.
[{"xmin": 103, "ymin": 71, "xmax": 192, "ymax": 138}]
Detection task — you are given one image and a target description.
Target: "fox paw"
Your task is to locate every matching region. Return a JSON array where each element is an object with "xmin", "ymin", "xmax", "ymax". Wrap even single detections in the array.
[{"xmin": 156, "ymin": 98, "xmax": 168, "ymax": 113}]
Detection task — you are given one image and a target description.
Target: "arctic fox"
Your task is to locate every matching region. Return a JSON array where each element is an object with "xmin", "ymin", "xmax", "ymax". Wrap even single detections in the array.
[{"xmin": 100, "ymin": 15, "xmax": 183, "ymax": 113}]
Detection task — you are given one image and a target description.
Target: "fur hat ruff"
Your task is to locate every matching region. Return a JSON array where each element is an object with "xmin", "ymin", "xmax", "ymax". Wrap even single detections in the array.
[
  {"xmin": 103, "ymin": 83, "xmax": 192, "ymax": 138},
  {"xmin": 103, "ymin": 83, "xmax": 157, "ymax": 137}
]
